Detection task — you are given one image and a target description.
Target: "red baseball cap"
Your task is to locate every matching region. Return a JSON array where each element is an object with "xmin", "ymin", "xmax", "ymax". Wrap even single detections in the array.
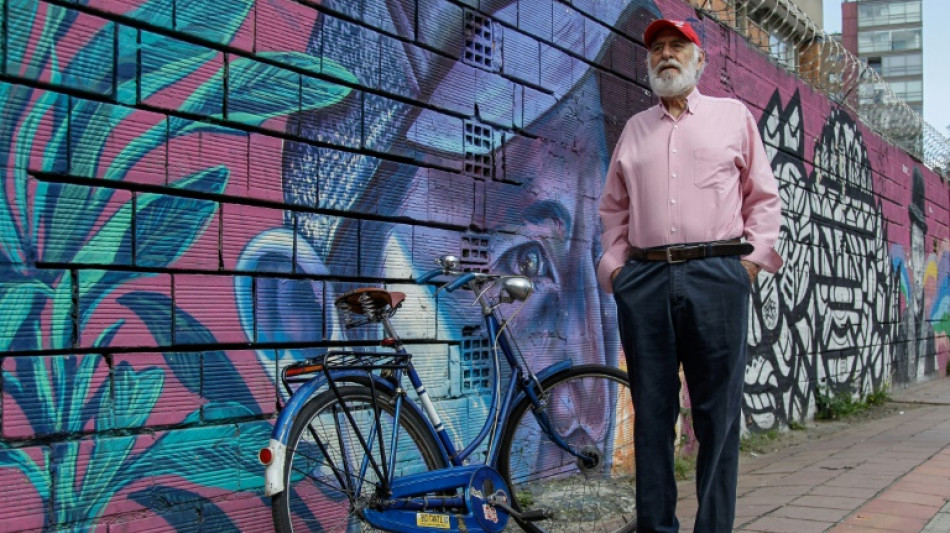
[{"xmin": 643, "ymin": 19, "xmax": 702, "ymax": 48}]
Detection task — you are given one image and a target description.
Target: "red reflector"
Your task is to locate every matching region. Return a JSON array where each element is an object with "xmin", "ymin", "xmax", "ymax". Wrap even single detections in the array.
[
  {"xmin": 259, "ymin": 447, "xmax": 273, "ymax": 465},
  {"xmin": 286, "ymin": 364, "xmax": 323, "ymax": 376},
  {"xmin": 381, "ymin": 338, "xmax": 396, "ymax": 347}
]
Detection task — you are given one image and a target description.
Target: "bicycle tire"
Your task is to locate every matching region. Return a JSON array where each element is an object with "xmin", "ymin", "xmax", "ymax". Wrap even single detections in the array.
[
  {"xmin": 273, "ymin": 384, "xmax": 447, "ymax": 533},
  {"xmin": 497, "ymin": 365, "xmax": 636, "ymax": 533}
]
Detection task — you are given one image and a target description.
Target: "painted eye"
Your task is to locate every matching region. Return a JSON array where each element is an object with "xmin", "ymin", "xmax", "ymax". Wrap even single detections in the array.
[{"xmin": 497, "ymin": 242, "xmax": 551, "ymax": 280}]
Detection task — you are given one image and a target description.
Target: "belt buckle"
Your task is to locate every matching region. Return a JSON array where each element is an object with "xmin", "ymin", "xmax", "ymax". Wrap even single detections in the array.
[{"xmin": 665, "ymin": 245, "xmax": 687, "ymax": 264}]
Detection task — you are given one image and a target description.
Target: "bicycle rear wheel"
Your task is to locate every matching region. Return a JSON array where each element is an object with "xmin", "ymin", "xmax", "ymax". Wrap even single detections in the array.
[
  {"xmin": 497, "ymin": 365, "xmax": 636, "ymax": 533},
  {"xmin": 273, "ymin": 384, "xmax": 447, "ymax": 533}
]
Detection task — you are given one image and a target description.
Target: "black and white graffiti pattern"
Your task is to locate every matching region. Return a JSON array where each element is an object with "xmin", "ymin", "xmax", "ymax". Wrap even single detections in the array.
[{"xmin": 745, "ymin": 90, "xmax": 896, "ymax": 432}]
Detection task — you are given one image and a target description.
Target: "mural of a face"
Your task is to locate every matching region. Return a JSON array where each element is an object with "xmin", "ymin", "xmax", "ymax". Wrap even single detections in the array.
[
  {"xmin": 238, "ymin": 0, "xmax": 660, "ymax": 444},
  {"xmin": 746, "ymin": 92, "xmax": 894, "ymax": 430},
  {"xmin": 893, "ymin": 167, "xmax": 938, "ymax": 383}
]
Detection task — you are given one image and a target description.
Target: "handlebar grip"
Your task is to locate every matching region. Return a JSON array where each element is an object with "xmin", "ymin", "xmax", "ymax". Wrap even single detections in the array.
[
  {"xmin": 444, "ymin": 272, "xmax": 476, "ymax": 292},
  {"xmin": 417, "ymin": 269, "xmax": 443, "ymax": 283}
]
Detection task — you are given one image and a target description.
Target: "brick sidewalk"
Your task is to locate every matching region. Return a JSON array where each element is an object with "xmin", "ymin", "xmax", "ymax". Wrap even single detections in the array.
[{"xmin": 673, "ymin": 378, "xmax": 950, "ymax": 532}]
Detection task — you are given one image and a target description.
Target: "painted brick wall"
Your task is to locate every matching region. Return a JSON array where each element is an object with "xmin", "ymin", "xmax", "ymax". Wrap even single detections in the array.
[{"xmin": 0, "ymin": 0, "xmax": 947, "ymax": 530}]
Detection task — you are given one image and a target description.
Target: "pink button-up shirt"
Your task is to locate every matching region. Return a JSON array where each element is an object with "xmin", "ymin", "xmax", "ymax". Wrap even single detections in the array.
[{"xmin": 598, "ymin": 89, "xmax": 783, "ymax": 292}]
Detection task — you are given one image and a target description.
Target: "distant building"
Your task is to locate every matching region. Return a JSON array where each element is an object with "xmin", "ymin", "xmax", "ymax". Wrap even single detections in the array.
[
  {"xmin": 841, "ymin": 0, "xmax": 923, "ymax": 147},
  {"xmin": 684, "ymin": 0, "xmax": 826, "ymax": 75}
]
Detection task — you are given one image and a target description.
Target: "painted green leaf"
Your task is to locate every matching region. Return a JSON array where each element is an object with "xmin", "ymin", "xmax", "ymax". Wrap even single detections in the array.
[
  {"xmin": 21, "ymin": 91, "xmax": 69, "ymax": 264},
  {"xmin": 71, "ymin": 166, "xmax": 225, "ymax": 268},
  {"xmin": 65, "ymin": 355, "xmax": 103, "ymax": 434},
  {"xmin": 113, "ymin": 362, "xmax": 164, "ymax": 430},
  {"xmin": 137, "ymin": 418, "xmax": 271, "ymax": 491},
  {"xmin": 72, "ymin": 167, "xmax": 228, "ymax": 334},
  {"xmin": 117, "ymin": 291, "xmax": 257, "ymax": 408},
  {"xmin": 109, "ymin": 54, "xmax": 354, "ymax": 184},
  {"xmin": 36, "ymin": 183, "xmax": 117, "ymax": 265},
  {"xmin": 0, "ymin": 279, "xmax": 49, "ymax": 353},
  {"xmin": 177, "ymin": 54, "xmax": 356, "ymax": 133},
  {"xmin": 0, "ymin": 448, "xmax": 50, "ymax": 502},
  {"xmin": 92, "ymin": 320, "xmax": 124, "ymax": 349},
  {"xmin": 7, "ymin": 357, "xmax": 56, "ymax": 435},
  {"xmin": 49, "ymin": 270, "xmax": 73, "ymax": 351},
  {"xmin": 0, "ymin": 83, "xmax": 59, "ymax": 264},
  {"xmin": 6, "ymin": 0, "xmax": 41, "ymax": 72},
  {"xmin": 7, "ymin": 0, "xmax": 71, "ymax": 80},
  {"xmin": 173, "ymin": 0, "xmax": 253, "ymax": 46},
  {"xmin": 134, "ymin": 192, "xmax": 222, "ymax": 269},
  {"xmin": 53, "ymin": 436, "xmax": 137, "ymax": 523}
]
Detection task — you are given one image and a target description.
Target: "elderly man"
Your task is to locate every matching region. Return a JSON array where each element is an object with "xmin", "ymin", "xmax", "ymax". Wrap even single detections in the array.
[{"xmin": 598, "ymin": 19, "xmax": 783, "ymax": 532}]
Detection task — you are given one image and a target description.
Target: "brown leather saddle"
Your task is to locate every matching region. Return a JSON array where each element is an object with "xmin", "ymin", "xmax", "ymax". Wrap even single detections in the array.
[{"xmin": 334, "ymin": 288, "xmax": 406, "ymax": 316}]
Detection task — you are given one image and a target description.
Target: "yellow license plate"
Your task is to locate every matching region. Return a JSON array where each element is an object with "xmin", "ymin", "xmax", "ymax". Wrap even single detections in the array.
[{"xmin": 416, "ymin": 513, "xmax": 451, "ymax": 529}]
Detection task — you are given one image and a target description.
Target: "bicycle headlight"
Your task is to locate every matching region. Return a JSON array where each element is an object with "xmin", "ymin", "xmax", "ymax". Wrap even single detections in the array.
[{"xmin": 501, "ymin": 276, "xmax": 533, "ymax": 302}]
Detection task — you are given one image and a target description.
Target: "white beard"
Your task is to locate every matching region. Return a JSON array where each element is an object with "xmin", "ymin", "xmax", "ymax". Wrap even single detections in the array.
[{"xmin": 648, "ymin": 55, "xmax": 701, "ymax": 98}]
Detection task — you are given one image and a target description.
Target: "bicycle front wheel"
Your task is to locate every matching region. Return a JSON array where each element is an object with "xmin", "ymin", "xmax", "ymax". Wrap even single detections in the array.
[
  {"xmin": 498, "ymin": 365, "xmax": 636, "ymax": 533},
  {"xmin": 273, "ymin": 384, "xmax": 447, "ymax": 533}
]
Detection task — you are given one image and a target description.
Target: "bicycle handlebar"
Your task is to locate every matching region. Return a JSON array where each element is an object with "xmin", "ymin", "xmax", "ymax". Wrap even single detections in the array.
[
  {"xmin": 416, "ymin": 269, "xmax": 444, "ymax": 284},
  {"xmin": 416, "ymin": 256, "xmax": 533, "ymax": 301},
  {"xmin": 444, "ymin": 272, "xmax": 477, "ymax": 292}
]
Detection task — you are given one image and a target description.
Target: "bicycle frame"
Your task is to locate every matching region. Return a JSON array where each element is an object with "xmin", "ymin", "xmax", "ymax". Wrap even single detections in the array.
[
  {"xmin": 262, "ymin": 288, "xmax": 575, "ymax": 493},
  {"xmin": 261, "ymin": 269, "xmax": 595, "ymax": 533}
]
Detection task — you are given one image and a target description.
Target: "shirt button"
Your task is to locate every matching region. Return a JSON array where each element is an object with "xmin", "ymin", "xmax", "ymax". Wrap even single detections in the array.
[
  {"xmin": 673, "ymin": 125, "xmax": 679, "ymax": 129},
  {"xmin": 671, "ymin": 227, "xmax": 677, "ymax": 233},
  {"xmin": 672, "ymin": 173, "xmax": 677, "ymax": 178},
  {"xmin": 670, "ymin": 199, "xmax": 676, "ymax": 204},
  {"xmin": 672, "ymin": 149, "xmax": 678, "ymax": 154}
]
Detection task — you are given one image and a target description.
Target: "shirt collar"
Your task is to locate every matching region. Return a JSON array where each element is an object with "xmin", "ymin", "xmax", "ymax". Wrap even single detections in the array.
[{"xmin": 654, "ymin": 87, "xmax": 703, "ymax": 120}]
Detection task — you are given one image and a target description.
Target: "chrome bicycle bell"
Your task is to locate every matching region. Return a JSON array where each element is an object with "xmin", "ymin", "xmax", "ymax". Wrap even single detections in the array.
[{"xmin": 438, "ymin": 255, "xmax": 460, "ymax": 272}]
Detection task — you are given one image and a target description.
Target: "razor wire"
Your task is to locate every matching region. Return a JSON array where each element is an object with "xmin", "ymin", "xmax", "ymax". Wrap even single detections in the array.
[{"xmin": 689, "ymin": 0, "xmax": 950, "ymax": 174}]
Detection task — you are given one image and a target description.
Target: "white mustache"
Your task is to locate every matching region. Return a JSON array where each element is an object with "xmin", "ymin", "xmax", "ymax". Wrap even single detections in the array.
[{"xmin": 654, "ymin": 60, "xmax": 683, "ymax": 74}]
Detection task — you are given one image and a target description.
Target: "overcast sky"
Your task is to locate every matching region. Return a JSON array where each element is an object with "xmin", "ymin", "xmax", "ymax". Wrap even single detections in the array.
[{"xmin": 822, "ymin": 0, "xmax": 949, "ymax": 136}]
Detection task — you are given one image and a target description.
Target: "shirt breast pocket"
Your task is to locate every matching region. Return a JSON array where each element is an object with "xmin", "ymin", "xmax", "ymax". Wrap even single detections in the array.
[{"xmin": 693, "ymin": 147, "xmax": 735, "ymax": 189}]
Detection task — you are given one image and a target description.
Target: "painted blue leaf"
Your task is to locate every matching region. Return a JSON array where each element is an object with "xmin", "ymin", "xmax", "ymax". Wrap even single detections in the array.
[
  {"xmin": 92, "ymin": 320, "xmax": 124, "ymax": 349},
  {"xmin": 0, "ymin": 84, "xmax": 65, "ymax": 265},
  {"xmin": 116, "ymin": 292, "xmax": 199, "ymax": 392},
  {"xmin": 117, "ymin": 291, "xmax": 257, "ymax": 409},
  {"xmin": 60, "ymin": 17, "xmax": 115, "ymax": 95},
  {"xmin": 7, "ymin": 0, "xmax": 74, "ymax": 80},
  {"xmin": 71, "ymin": 166, "xmax": 225, "ymax": 270},
  {"xmin": 129, "ymin": 486, "xmax": 240, "ymax": 532},
  {"xmin": 0, "ymin": 279, "xmax": 48, "ymax": 353},
  {"xmin": 174, "ymin": 0, "xmax": 254, "ymax": 46},
  {"xmin": 134, "ymin": 191, "xmax": 222, "ymax": 269}
]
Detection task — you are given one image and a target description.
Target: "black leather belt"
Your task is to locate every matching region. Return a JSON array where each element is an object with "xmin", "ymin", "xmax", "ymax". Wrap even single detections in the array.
[{"xmin": 628, "ymin": 240, "xmax": 753, "ymax": 264}]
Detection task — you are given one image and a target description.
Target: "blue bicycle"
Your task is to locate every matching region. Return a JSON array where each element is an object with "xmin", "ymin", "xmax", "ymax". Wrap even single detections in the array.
[{"xmin": 260, "ymin": 255, "xmax": 636, "ymax": 533}]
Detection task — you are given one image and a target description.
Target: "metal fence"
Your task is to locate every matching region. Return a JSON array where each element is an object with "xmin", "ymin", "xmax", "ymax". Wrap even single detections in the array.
[{"xmin": 689, "ymin": 0, "xmax": 950, "ymax": 174}]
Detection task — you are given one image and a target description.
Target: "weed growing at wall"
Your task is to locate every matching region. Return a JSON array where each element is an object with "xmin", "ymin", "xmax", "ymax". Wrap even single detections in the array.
[{"xmin": 815, "ymin": 387, "xmax": 891, "ymax": 421}]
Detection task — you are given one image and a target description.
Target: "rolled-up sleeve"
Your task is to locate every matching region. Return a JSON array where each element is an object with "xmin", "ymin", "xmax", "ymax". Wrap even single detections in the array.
[{"xmin": 739, "ymin": 108, "xmax": 783, "ymax": 273}]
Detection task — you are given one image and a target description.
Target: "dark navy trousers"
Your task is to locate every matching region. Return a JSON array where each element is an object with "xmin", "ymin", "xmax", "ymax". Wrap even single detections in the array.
[{"xmin": 613, "ymin": 256, "xmax": 750, "ymax": 533}]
